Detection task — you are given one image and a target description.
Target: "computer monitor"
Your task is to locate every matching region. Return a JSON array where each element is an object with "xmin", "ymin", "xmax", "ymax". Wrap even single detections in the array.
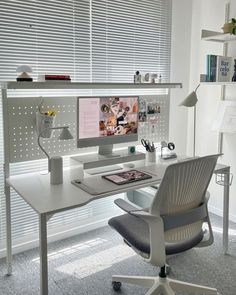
[{"xmin": 77, "ymin": 96, "xmax": 139, "ymax": 157}]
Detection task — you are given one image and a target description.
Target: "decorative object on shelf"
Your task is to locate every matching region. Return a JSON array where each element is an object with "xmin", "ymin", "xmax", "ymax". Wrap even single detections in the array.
[
  {"xmin": 222, "ymin": 18, "xmax": 236, "ymax": 35},
  {"xmin": 16, "ymin": 65, "xmax": 33, "ymax": 82},
  {"xmin": 206, "ymin": 54, "xmax": 232, "ymax": 82},
  {"xmin": 37, "ymin": 126, "xmax": 74, "ymax": 184},
  {"xmin": 144, "ymin": 72, "xmax": 159, "ymax": 83},
  {"xmin": 179, "ymin": 84, "xmax": 200, "ymax": 157},
  {"xmin": 232, "ymin": 59, "xmax": 236, "ymax": 82},
  {"xmin": 38, "ymin": 74, "xmax": 71, "ymax": 82},
  {"xmin": 217, "ymin": 56, "xmax": 232, "ymax": 82},
  {"xmin": 134, "ymin": 71, "xmax": 141, "ymax": 83}
]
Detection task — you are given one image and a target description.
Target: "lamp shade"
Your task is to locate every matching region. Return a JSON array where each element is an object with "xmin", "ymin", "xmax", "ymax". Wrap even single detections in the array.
[
  {"xmin": 16, "ymin": 65, "xmax": 33, "ymax": 73},
  {"xmin": 58, "ymin": 127, "xmax": 74, "ymax": 140},
  {"xmin": 179, "ymin": 91, "xmax": 198, "ymax": 107}
]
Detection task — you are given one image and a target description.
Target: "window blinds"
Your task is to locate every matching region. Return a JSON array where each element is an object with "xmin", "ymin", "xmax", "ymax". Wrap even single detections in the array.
[
  {"xmin": 0, "ymin": 0, "xmax": 172, "ymax": 253},
  {"xmin": 91, "ymin": 0, "xmax": 172, "ymax": 82}
]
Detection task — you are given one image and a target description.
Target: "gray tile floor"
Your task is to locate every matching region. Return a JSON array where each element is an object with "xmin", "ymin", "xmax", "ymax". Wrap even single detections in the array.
[{"xmin": 0, "ymin": 214, "xmax": 236, "ymax": 294}]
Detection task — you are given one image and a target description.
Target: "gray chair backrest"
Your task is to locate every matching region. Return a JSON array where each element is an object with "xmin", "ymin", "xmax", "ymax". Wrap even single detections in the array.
[{"xmin": 150, "ymin": 155, "xmax": 219, "ymax": 242}]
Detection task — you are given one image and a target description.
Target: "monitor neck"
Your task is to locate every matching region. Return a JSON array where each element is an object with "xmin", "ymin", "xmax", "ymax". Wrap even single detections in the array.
[{"xmin": 98, "ymin": 144, "xmax": 114, "ymax": 156}]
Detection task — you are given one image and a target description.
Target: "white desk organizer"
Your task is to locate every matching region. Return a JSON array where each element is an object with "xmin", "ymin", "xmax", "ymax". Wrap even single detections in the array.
[
  {"xmin": 36, "ymin": 112, "xmax": 55, "ymax": 138},
  {"xmin": 146, "ymin": 151, "xmax": 156, "ymax": 163}
]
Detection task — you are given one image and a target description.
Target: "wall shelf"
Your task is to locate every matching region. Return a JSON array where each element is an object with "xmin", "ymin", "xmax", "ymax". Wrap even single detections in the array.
[
  {"xmin": 201, "ymin": 81, "xmax": 236, "ymax": 86},
  {"xmin": 201, "ymin": 29, "xmax": 236, "ymax": 43},
  {"xmin": 2, "ymin": 81, "xmax": 182, "ymax": 90}
]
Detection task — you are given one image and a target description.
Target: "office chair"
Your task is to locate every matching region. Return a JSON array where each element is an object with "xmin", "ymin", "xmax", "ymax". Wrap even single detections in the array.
[{"xmin": 108, "ymin": 154, "xmax": 220, "ymax": 295}]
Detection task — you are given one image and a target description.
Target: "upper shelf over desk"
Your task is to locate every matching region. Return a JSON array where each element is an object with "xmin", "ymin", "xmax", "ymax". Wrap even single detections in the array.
[
  {"xmin": 201, "ymin": 29, "xmax": 236, "ymax": 43},
  {"xmin": 2, "ymin": 81, "xmax": 182, "ymax": 90},
  {"xmin": 201, "ymin": 82, "xmax": 236, "ymax": 86}
]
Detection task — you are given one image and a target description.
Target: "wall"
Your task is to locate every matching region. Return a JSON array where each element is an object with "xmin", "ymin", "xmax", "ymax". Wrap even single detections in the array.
[
  {"xmin": 169, "ymin": 0, "xmax": 193, "ymax": 156},
  {"xmin": 189, "ymin": 0, "xmax": 236, "ymax": 221}
]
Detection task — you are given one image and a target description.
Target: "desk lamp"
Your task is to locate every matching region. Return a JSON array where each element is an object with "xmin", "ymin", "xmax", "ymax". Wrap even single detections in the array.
[
  {"xmin": 37, "ymin": 126, "xmax": 74, "ymax": 184},
  {"xmin": 179, "ymin": 84, "xmax": 200, "ymax": 157}
]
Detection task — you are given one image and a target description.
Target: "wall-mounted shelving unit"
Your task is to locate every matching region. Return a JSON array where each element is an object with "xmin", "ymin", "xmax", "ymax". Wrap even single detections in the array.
[{"xmin": 200, "ymin": 3, "xmax": 235, "ymax": 153}]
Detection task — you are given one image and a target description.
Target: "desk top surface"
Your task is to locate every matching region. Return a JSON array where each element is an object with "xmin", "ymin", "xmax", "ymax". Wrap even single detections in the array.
[{"xmin": 6, "ymin": 159, "xmax": 229, "ymax": 216}]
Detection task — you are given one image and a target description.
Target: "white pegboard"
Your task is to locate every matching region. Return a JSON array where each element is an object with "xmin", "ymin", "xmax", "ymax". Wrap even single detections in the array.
[
  {"xmin": 8, "ymin": 97, "xmax": 77, "ymax": 162},
  {"xmin": 7, "ymin": 95, "xmax": 169, "ymax": 163},
  {"xmin": 138, "ymin": 95, "xmax": 169, "ymax": 143}
]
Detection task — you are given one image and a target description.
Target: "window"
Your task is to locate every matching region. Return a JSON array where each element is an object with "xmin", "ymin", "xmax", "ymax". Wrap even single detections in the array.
[{"xmin": 0, "ymin": 0, "xmax": 172, "ymax": 254}]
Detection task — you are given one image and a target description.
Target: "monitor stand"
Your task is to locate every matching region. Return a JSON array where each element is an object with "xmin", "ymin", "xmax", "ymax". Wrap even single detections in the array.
[
  {"xmin": 71, "ymin": 148, "xmax": 145, "ymax": 175},
  {"xmin": 86, "ymin": 165, "xmax": 122, "ymax": 175},
  {"xmin": 98, "ymin": 144, "xmax": 121, "ymax": 159},
  {"xmin": 85, "ymin": 144, "xmax": 122, "ymax": 174}
]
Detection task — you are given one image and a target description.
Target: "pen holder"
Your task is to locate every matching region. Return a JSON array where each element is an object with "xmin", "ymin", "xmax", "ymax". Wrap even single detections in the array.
[
  {"xmin": 146, "ymin": 151, "xmax": 156, "ymax": 163},
  {"xmin": 36, "ymin": 112, "xmax": 55, "ymax": 138}
]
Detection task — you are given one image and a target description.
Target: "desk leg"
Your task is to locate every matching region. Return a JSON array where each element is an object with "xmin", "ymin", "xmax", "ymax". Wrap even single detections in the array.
[
  {"xmin": 39, "ymin": 214, "xmax": 48, "ymax": 295},
  {"xmin": 5, "ymin": 185, "xmax": 12, "ymax": 275},
  {"xmin": 223, "ymin": 168, "xmax": 230, "ymax": 255}
]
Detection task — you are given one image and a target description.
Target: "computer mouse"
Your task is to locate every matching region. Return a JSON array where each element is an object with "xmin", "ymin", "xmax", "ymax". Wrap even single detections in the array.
[{"xmin": 123, "ymin": 163, "xmax": 135, "ymax": 168}]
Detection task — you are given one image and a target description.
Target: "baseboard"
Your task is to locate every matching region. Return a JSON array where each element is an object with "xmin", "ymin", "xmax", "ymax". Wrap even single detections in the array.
[
  {"xmin": 0, "ymin": 218, "xmax": 110, "ymax": 259},
  {"xmin": 208, "ymin": 205, "xmax": 236, "ymax": 223}
]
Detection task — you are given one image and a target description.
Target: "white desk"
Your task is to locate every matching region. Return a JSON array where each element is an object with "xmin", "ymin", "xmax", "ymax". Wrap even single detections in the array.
[{"xmin": 5, "ymin": 160, "xmax": 230, "ymax": 295}]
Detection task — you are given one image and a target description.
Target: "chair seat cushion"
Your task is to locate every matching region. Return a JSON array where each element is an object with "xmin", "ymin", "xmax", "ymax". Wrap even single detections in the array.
[{"xmin": 108, "ymin": 213, "xmax": 204, "ymax": 256}]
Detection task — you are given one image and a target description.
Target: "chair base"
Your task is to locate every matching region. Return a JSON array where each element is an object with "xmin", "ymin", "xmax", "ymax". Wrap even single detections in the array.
[{"xmin": 112, "ymin": 274, "xmax": 218, "ymax": 295}]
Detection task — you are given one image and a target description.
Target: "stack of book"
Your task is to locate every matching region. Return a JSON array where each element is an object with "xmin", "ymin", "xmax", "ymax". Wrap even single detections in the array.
[
  {"xmin": 206, "ymin": 54, "xmax": 232, "ymax": 82},
  {"xmin": 38, "ymin": 74, "xmax": 71, "ymax": 82}
]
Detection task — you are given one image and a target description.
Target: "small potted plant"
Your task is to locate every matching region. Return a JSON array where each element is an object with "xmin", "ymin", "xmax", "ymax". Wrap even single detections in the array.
[{"xmin": 222, "ymin": 18, "xmax": 236, "ymax": 35}]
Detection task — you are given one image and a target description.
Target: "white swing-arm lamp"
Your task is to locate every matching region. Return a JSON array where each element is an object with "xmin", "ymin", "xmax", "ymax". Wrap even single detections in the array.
[
  {"xmin": 37, "ymin": 126, "xmax": 74, "ymax": 172},
  {"xmin": 179, "ymin": 84, "xmax": 200, "ymax": 157}
]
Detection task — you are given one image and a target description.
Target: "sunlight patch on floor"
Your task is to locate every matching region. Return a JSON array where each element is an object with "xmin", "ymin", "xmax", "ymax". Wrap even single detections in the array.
[
  {"xmin": 32, "ymin": 238, "xmax": 108, "ymax": 263},
  {"xmin": 55, "ymin": 244, "xmax": 135, "ymax": 279}
]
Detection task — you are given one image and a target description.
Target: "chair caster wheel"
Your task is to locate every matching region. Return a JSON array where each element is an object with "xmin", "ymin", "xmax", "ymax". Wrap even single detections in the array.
[
  {"xmin": 112, "ymin": 281, "xmax": 122, "ymax": 291},
  {"xmin": 165, "ymin": 264, "xmax": 171, "ymax": 275}
]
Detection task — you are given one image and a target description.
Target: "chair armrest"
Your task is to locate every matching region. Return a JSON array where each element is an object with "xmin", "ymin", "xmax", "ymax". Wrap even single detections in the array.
[
  {"xmin": 114, "ymin": 198, "xmax": 146, "ymax": 213},
  {"xmin": 114, "ymin": 199, "xmax": 166, "ymax": 266},
  {"xmin": 131, "ymin": 210, "xmax": 166, "ymax": 266}
]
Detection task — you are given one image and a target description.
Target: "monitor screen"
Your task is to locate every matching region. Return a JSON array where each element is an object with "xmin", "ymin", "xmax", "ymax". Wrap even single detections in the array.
[{"xmin": 77, "ymin": 96, "xmax": 139, "ymax": 148}]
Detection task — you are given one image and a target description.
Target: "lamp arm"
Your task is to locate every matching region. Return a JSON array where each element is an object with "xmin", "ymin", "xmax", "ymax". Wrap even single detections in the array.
[
  {"xmin": 37, "ymin": 126, "xmax": 69, "ymax": 172},
  {"xmin": 195, "ymin": 84, "xmax": 200, "ymax": 93},
  {"xmin": 37, "ymin": 133, "xmax": 51, "ymax": 172}
]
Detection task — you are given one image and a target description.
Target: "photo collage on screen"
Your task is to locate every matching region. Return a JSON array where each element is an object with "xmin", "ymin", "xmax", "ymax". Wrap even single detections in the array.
[{"xmin": 99, "ymin": 97, "xmax": 138, "ymax": 137}]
